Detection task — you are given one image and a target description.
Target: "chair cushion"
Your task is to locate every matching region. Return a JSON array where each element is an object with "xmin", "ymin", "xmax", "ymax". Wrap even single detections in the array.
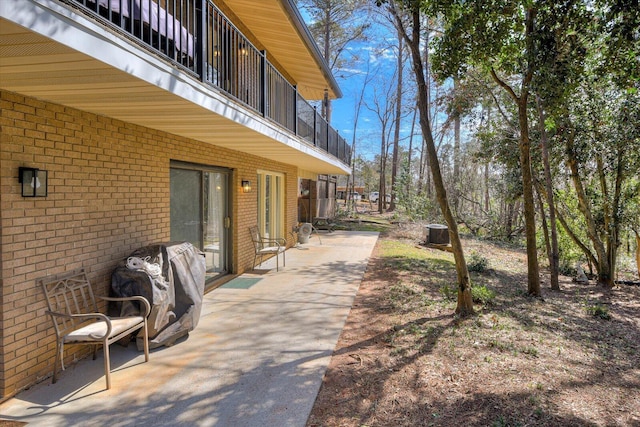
[
  {"xmin": 64, "ymin": 316, "xmax": 144, "ymax": 342},
  {"xmin": 259, "ymin": 246, "xmax": 284, "ymax": 254}
]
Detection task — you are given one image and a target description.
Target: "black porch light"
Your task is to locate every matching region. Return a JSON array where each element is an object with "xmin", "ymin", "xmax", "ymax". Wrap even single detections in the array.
[
  {"xmin": 242, "ymin": 180, "xmax": 251, "ymax": 193},
  {"xmin": 19, "ymin": 167, "xmax": 48, "ymax": 197}
]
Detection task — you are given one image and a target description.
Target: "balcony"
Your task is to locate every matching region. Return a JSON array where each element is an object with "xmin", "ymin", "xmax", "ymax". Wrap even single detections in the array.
[{"xmin": 59, "ymin": 0, "xmax": 351, "ymax": 166}]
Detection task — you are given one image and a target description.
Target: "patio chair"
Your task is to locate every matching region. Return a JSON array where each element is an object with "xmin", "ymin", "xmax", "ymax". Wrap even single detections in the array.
[
  {"xmin": 249, "ymin": 226, "xmax": 286, "ymax": 271},
  {"xmin": 40, "ymin": 269, "xmax": 151, "ymax": 390}
]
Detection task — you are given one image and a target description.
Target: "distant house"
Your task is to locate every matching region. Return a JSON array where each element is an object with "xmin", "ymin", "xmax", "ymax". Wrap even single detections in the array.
[
  {"xmin": 0, "ymin": 0, "xmax": 350, "ymax": 399},
  {"xmin": 337, "ymin": 186, "xmax": 365, "ymax": 199}
]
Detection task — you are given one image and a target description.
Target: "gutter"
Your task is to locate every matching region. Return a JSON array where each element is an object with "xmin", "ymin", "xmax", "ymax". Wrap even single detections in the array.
[{"xmin": 280, "ymin": 0, "xmax": 343, "ymax": 99}]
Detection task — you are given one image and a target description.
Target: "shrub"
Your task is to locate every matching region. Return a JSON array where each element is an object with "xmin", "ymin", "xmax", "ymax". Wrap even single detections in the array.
[
  {"xmin": 585, "ymin": 303, "xmax": 611, "ymax": 320},
  {"xmin": 471, "ymin": 285, "xmax": 496, "ymax": 305},
  {"xmin": 467, "ymin": 251, "xmax": 489, "ymax": 273}
]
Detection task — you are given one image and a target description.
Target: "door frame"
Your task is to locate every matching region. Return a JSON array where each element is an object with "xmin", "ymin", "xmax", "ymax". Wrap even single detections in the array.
[{"xmin": 170, "ymin": 160, "xmax": 233, "ymax": 281}]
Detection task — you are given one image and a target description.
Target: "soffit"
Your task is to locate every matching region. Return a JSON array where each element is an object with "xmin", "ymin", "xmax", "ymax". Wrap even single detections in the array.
[
  {"xmin": 221, "ymin": 0, "xmax": 339, "ymax": 101},
  {"xmin": 0, "ymin": 16, "xmax": 349, "ymax": 175}
]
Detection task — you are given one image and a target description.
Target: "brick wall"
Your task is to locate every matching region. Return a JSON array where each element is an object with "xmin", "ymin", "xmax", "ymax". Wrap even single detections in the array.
[{"xmin": 0, "ymin": 90, "xmax": 299, "ymax": 399}]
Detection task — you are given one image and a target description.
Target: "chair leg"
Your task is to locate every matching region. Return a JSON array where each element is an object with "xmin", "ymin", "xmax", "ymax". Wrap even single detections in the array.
[
  {"xmin": 253, "ymin": 254, "xmax": 258, "ymax": 270},
  {"xmin": 52, "ymin": 340, "xmax": 63, "ymax": 384},
  {"xmin": 142, "ymin": 321, "xmax": 150, "ymax": 362},
  {"xmin": 103, "ymin": 343, "xmax": 111, "ymax": 390}
]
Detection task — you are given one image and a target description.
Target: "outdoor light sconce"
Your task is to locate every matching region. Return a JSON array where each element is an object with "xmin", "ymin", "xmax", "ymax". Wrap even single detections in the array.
[
  {"xmin": 238, "ymin": 42, "xmax": 249, "ymax": 56},
  {"xmin": 19, "ymin": 167, "xmax": 48, "ymax": 197},
  {"xmin": 242, "ymin": 180, "xmax": 252, "ymax": 193}
]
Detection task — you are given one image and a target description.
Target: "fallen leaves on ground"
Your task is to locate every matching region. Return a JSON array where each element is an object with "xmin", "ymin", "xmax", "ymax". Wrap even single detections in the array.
[{"xmin": 307, "ymin": 222, "xmax": 640, "ymax": 427}]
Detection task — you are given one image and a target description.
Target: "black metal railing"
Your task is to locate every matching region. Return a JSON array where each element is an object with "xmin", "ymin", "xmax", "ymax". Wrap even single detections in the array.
[{"xmin": 66, "ymin": 0, "xmax": 351, "ymax": 166}]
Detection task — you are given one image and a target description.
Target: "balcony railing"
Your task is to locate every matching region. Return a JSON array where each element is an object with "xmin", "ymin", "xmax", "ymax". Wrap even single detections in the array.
[{"xmin": 65, "ymin": 0, "xmax": 351, "ymax": 166}]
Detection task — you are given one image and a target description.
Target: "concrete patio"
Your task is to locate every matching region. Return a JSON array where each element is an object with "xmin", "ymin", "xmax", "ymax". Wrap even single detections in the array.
[{"xmin": 0, "ymin": 230, "xmax": 379, "ymax": 427}]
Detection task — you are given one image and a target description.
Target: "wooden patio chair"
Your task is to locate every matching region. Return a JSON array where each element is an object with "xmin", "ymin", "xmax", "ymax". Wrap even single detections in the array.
[
  {"xmin": 40, "ymin": 269, "xmax": 151, "ymax": 390},
  {"xmin": 249, "ymin": 226, "xmax": 286, "ymax": 271}
]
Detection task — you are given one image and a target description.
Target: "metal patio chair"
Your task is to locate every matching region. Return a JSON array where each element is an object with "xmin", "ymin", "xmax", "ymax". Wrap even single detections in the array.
[
  {"xmin": 249, "ymin": 226, "xmax": 286, "ymax": 271},
  {"xmin": 40, "ymin": 269, "xmax": 150, "ymax": 390}
]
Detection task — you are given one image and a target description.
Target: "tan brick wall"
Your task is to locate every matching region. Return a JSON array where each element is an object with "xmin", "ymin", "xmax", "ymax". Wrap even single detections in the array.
[{"xmin": 0, "ymin": 90, "xmax": 299, "ymax": 399}]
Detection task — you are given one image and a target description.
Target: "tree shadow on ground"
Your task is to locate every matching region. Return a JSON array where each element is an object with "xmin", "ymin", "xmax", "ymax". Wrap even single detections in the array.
[{"xmin": 307, "ymin": 233, "xmax": 640, "ymax": 427}]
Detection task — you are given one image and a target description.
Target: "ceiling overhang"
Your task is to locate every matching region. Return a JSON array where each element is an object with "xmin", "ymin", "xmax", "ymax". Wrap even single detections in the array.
[
  {"xmin": 0, "ymin": 0, "xmax": 350, "ymax": 176},
  {"xmin": 222, "ymin": 0, "xmax": 341, "ymax": 101}
]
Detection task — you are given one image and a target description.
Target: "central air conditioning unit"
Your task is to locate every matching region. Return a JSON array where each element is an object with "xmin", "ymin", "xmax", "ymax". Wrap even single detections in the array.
[
  {"xmin": 424, "ymin": 224, "xmax": 450, "ymax": 245},
  {"xmin": 298, "ymin": 223, "xmax": 313, "ymax": 244}
]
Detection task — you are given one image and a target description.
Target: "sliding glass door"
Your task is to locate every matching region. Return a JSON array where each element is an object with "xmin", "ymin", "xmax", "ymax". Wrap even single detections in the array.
[
  {"xmin": 257, "ymin": 170, "xmax": 285, "ymax": 240},
  {"xmin": 170, "ymin": 162, "xmax": 231, "ymax": 281}
]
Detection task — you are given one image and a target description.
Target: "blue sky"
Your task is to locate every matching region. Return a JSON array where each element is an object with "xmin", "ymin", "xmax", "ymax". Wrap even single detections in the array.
[
  {"xmin": 297, "ymin": 4, "xmax": 408, "ymax": 161},
  {"xmin": 298, "ymin": 5, "xmax": 460, "ymax": 164},
  {"xmin": 330, "ymin": 40, "xmax": 407, "ymax": 160}
]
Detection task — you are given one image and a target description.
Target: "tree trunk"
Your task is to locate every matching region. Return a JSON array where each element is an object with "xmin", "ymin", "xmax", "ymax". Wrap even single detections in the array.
[
  {"xmin": 484, "ymin": 163, "xmax": 490, "ymax": 212},
  {"xmin": 483, "ymin": 106, "xmax": 491, "ymax": 213},
  {"xmin": 322, "ymin": 6, "xmax": 332, "ymax": 123},
  {"xmin": 636, "ymin": 232, "xmax": 640, "ymax": 280},
  {"xmin": 399, "ymin": 5, "xmax": 473, "ymax": 315},
  {"xmin": 505, "ymin": 200, "xmax": 514, "ymax": 238},
  {"xmin": 407, "ymin": 108, "xmax": 417, "ymax": 195},
  {"xmin": 489, "ymin": 8, "xmax": 540, "ymax": 297},
  {"xmin": 417, "ymin": 137, "xmax": 425, "ymax": 194},
  {"xmin": 390, "ymin": 25, "xmax": 403, "ymax": 212},
  {"xmin": 565, "ymin": 128, "xmax": 611, "ymax": 286},
  {"xmin": 536, "ymin": 185, "xmax": 552, "ymax": 284},
  {"xmin": 608, "ymin": 144, "xmax": 626, "ymax": 286},
  {"xmin": 518, "ymin": 95, "xmax": 540, "ymax": 296},
  {"xmin": 555, "ymin": 207, "xmax": 599, "ymax": 269},
  {"xmin": 453, "ymin": 79, "xmax": 461, "ymax": 213},
  {"xmin": 379, "ymin": 132, "xmax": 386, "ymax": 214},
  {"xmin": 536, "ymin": 97, "xmax": 560, "ymax": 290}
]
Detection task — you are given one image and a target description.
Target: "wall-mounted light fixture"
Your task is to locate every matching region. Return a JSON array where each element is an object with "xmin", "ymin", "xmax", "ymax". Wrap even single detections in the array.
[
  {"xmin": 241, "ymin": 180, "xmax": 252, "ymax": 193},
  {"xmin": 238, "ymin": 42, "xmax": 249, "ymax": 56},
  {"xmin": 19, "ymin": 167, "xmax": 48, "ymax": 197}
]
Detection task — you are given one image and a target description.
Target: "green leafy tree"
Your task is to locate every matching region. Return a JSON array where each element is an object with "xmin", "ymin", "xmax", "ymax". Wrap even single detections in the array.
[
  {"xmin": 381, "ymin": 0, "xmax": 475, "ymax": 315},
  {"xmin": 428, "ymin": 0, "xmax": 595, "ymax": 296},
  {"xmin": 556, "ymin": 76, "xmax": 640, "ymax": 286}
]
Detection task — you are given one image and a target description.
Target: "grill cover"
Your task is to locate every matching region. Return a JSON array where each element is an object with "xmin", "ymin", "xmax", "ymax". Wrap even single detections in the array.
[{"xmin": 111, "ymin": 242, "xmax": 206, "ymax": 349}]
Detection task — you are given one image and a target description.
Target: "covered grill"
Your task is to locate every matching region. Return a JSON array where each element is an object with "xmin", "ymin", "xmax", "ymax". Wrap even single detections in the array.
[{"xmin": 111, "ymin": 242, "xmax": 206, "ymax": 349}]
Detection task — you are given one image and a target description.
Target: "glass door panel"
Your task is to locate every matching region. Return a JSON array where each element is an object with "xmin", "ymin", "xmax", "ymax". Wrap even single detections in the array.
[
  {"xmin": 257, "ymin": 170, "xmax": 285, "ymax": 241},
  {"xmin": 171, "ymin": 164, "xmax": 230, "ymax": 282},
  {"xmin": 203, "ymin": 171, "xmax": 227, "ymax": 274},
  {"xmin": 265, "ymin": 174, "xmax": 271, "ymax": 239},
  {"xmin": 170, "ymin": 168, "xmax": 201, "ymax": 248}
]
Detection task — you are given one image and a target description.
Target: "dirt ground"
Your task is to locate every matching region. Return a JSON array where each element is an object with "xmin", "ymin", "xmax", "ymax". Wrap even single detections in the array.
[{"xmin": 306, "ymin": 222, "xmax": 640, "ymax": 427}]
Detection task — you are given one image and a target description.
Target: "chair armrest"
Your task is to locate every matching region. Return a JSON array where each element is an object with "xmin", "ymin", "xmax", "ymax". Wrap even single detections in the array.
[
  {"xmin": 102, "ymin": 295, "xmax": 151, "ymax": 318},
  {"xmin": 259, "ymin": 238, "xmax": 280, "ymax": 247},
  {"xmin": 260, "ymin": 238, "xmax": 286, "ymax": 247},
  {"xmin": 273, "ymin": 237, "xmax": 287, "ymax": 246},
  {"xmin": 45, "ymin": 310, "xmax": 113, "ymax": 340}
]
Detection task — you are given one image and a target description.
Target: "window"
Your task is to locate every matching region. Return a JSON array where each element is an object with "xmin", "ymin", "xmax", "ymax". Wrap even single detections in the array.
[
  {"xmin": 257, "ymin": 170, "xmax": 285, "ymax": 240},
  {"xmin": 170, "ymin": 162, "xmax": 231, "ymax": 281}
]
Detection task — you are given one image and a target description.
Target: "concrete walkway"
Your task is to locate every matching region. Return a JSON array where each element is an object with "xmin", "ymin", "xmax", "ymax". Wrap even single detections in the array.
[{"xmin": 0, "ymin": 231, "xmax": 378, "ymax": 427}]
